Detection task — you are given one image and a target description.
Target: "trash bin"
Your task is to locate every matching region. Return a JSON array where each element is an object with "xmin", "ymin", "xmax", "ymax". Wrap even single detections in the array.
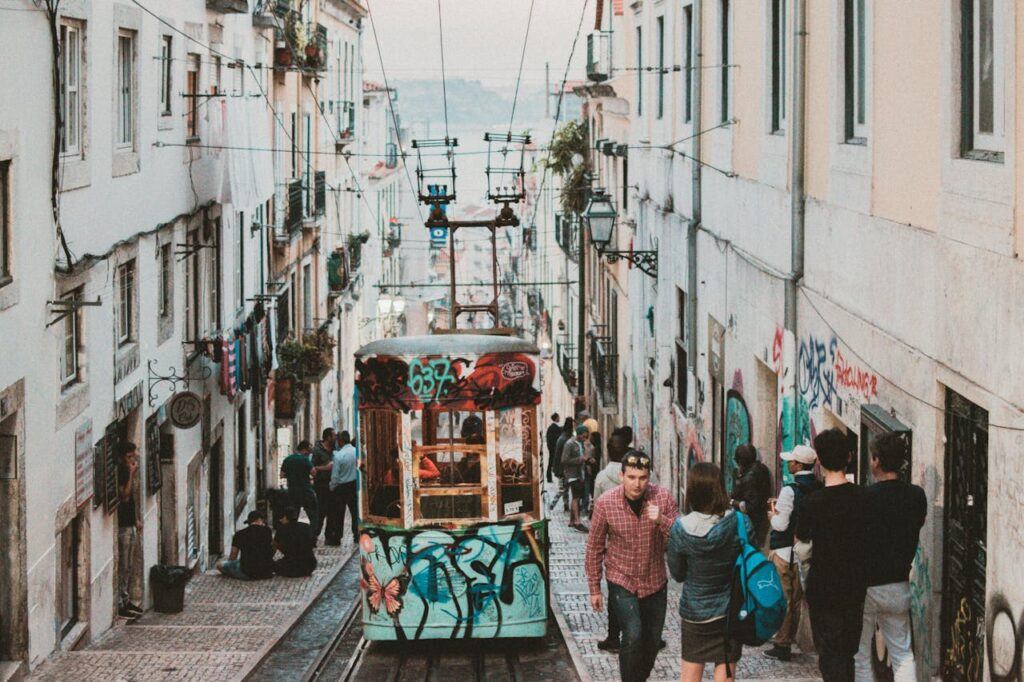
[{"xmin": 150, "ymin": 565, "xmax": 191, "ymax": 614}]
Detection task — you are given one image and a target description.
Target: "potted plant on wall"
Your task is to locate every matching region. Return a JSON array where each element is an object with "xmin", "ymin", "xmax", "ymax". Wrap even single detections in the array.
[
  {"xmin": 274, "ymin": 330, "xmax": 335, "ymax": 417},
  {"xmin": 347, "ymin": 230, "xmax": 370, "ymax": 271}
]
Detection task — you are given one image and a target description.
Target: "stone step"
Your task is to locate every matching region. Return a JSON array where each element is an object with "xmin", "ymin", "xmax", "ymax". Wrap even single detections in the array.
[{"xmin": 0, "ymin": 661, "xmax": 25, "ymax": 682}]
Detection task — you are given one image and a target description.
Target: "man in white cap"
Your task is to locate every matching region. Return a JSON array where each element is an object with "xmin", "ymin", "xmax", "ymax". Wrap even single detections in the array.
[{"xmin": 763, "ymin": 443, "xmax": 821, "ymax": 662}]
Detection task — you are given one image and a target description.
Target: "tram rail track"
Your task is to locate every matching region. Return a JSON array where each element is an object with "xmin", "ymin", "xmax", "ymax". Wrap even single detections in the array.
[{"xmin": 249, "ymin": 548, "xmax": 581, "ymax": 682}]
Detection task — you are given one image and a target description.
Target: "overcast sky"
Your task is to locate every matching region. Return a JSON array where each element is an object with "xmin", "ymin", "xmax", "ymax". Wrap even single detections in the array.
[{"xmin": 363, "ymin": 0, "xmax": 590, "ymax": 89}]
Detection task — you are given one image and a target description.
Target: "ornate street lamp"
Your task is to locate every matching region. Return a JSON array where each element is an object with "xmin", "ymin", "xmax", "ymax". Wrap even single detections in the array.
[{"xmin": 583, "ymin": 187, "xmax": 657, "ymax": 278}]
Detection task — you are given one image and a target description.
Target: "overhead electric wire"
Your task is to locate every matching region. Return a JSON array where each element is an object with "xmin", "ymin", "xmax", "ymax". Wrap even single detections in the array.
[
  {"xmin": 437, "ymin": 0, "xmax": 451, "ymax": 140},
  {"xmin": 507, "ymin": 0, "xmax": 536, "ymax": 136},
  {"xmin": 365, "ymin": 0, "xmax": 426, "ymax": 226}
]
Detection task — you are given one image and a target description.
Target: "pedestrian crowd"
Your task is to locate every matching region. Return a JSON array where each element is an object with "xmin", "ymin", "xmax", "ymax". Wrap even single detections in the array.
[
  {"xmin": 216, "ymin": 427, "xmax": 361, "ymax": 582},
  {"xmin": 545, "ymin": 410, "xmax": 926, "ymax": 682}
]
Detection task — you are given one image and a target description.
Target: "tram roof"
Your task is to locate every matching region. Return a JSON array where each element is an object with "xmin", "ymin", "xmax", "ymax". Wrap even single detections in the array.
[{"xmin": 355, "ymin": 334, "xmax": 539, "ymax": 358}]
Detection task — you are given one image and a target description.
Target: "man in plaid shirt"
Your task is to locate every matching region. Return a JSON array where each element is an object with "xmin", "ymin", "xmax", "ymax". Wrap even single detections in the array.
[{"xmin": 586, "ymin": 451, "xmax": 679, "ymax": 682}]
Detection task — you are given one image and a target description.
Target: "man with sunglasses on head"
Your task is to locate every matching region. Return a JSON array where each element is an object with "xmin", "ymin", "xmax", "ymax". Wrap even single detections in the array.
[{"xmin": 586, "ymin": 450, "xmax": 679, "ymax": 682}]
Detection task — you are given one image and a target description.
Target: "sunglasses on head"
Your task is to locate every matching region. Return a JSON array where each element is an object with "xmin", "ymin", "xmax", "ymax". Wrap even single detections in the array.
[{"xmin": 624, "ymin": 453, "xmax": 651, "ymax": 469}]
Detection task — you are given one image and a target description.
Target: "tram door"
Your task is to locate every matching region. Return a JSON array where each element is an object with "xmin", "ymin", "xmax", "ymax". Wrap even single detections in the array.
[{"xmin": 941, "ymin": 389, "xmax": 988, "ymax": 681}]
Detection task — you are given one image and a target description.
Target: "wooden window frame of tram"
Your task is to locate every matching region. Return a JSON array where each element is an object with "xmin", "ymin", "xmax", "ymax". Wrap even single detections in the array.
[{"xmin": 358, "ymin": 406, "xmax": 543, "ymax": 528}]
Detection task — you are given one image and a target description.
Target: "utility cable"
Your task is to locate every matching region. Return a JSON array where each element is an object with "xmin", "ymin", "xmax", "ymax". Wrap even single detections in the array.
[
  {"xmin": 507, "ymin": 0, "xmax": 536, "ymax": 136},
  {"xmin": 437, "ymin": 0, "xmax": 450, "ymax": 140}
]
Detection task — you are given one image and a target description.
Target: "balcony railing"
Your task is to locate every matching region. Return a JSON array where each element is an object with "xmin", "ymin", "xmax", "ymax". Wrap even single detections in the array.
[
  {"xmin": 314, "ymin": 171, "xmax": 326, "ymax": 217},
  {"xmin": 586, "ymin": 31, "xmax": 612, "ymax": 83},
  {"xmin": 591, "ymin": 336, "xmax": 618, "ymax": 408},
  {"xmin": 207, "ymin": 0, "xmax": 248, "ymax": 14},
  {"xmin": 556, "ymin": 337, "xmax": 577, "ymax": 390},
  {"xmin": 555, "ymin": 213, "xmax": 578, "ymax": 263},
  {"xmin": 385, "ymin": 141, "xmax": 398, "ymax": 169},
  {"xmin": 253, "ymin": 0, "xmax": 290, "ymax": 28},
  {"xmin": 304, "ymin": 23, "xmax": 328, "ymax": 71},
  {"xmin": 286, "ymin": 179, "xmax": 303, "ymax": 232}
]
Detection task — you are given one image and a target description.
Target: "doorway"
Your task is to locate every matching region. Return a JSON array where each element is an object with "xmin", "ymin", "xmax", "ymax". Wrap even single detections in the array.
[
  {"xmin": 207, "ymin": 438, "xmax": 223, "ymax": 561},
  {"xmin": 941, "ymin": 389, "xmax": 988, "ymax": 681},
  {"xmin": 0, "ymin": 398, "xmax": 26, "ymax": 663}
]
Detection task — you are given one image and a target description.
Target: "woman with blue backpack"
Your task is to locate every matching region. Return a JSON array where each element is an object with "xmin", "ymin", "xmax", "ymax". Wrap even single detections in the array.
[
  {"xmin": 668, "ymin": 462, "xmax": 788, "ymax": 681},
  {"xmin": 668, "ymin": 463, "xmax": 744, "ymax": 680}
]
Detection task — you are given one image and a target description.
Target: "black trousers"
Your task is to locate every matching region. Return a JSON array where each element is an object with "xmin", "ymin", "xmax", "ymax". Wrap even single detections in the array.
[
  {"xmin": 809, "ymin": 599, "xmax": 866, "ymax": 682},
  {"xmin": 312, "ymin": 481, "xmax": 330, "ymax": 539},
  {"xmin": 326, "ymin": 481, "xmax": 358, "ymax": 543}
]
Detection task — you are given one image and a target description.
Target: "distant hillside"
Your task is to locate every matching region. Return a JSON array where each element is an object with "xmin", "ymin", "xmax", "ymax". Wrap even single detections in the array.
[{"xmin": 393, "ymin": 78, "xmax": 545, "ymax": 132}]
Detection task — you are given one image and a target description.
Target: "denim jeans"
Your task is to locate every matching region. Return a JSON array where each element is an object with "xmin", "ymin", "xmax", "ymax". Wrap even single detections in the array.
[
  {"xmin": 608, "ymin": 582, "xmax": 667, "ymax": 682},
  {"xmin": 809, "ymin": 599, "xmax": 866, "ymax": 682},
  {"xmin": 217, "ymin": 559, "xmax": 250, "ymax": 580},
  {"xmin": 854, "ymin": 582, "xmax": 917, "ymax": 682}
]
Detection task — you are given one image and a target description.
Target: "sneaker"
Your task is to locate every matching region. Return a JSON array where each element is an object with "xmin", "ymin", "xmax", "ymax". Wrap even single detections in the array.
[
  {"xmin": 118, "ymin": 606, "xmax": 141, "ymax": 619},
  {"xmin": 597, "ymin": 638, "xmax": 620, "ymax": 653},
  {"xmin": 763, "ymin": 645, "xmax": 792, "ymax": 662},
  {"xmin": 573, "ymin": 523, "xmax": 589, "ymax": 533},
  {"xmin": 127, "ymin": 603, "xmax": 144, "ymax": 615}
]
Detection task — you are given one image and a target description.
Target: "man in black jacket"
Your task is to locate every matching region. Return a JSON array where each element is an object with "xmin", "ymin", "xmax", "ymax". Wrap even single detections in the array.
[
  {"xmin": 274, "ymin": 507, "xmax": 318, "ymax": 577},
  {"xmin": 731, "ymin": 444, "xmax": 773, "ymax": 547},
  {"xmin": 545, "ymin": 413, "xmax": 563, "ymax": 483},
  {"xmin": 854, "ymin": 432, "xmax": 926, "ymax": 682}
]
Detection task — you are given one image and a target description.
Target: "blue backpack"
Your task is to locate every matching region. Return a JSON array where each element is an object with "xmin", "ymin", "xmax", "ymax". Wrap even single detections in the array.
[{"xmin": 726, "ymin": 513, "xmax": 787, "ymax": 647}]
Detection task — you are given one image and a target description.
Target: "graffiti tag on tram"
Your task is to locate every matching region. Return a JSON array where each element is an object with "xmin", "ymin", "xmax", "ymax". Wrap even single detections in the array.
[{"xmin": 407, "ymin": 358, "xmax": 457, "ymax": 403}]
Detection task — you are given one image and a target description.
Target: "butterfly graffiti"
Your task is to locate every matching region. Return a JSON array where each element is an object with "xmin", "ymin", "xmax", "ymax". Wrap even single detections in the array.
[{"xmin": 361, "ymin": 559, "xmax": 407, "ymax": 617}]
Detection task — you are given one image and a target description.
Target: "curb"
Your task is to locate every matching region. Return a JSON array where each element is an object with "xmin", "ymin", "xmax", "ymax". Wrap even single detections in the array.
[
  {"xmin": 550, "ymin": 594, "xmax": 593, "ymax": 682},
  {"xmin": 235, "ymin": 544, "xmax": 356, "ymax": 681}
]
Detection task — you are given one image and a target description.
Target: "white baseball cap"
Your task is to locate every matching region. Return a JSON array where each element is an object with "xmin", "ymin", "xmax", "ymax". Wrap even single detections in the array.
[{"xmin": 781, "ymin": 444, "xmax": 817, "ymax": 465}]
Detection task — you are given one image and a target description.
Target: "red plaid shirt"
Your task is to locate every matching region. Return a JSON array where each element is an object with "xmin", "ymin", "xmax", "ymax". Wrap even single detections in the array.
[{"xmin": 585, "ymin": 483, "xmax": 679, "ymax": 598}]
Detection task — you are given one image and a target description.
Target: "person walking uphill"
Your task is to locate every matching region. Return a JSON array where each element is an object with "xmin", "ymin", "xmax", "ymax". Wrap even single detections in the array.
[
  {"xmin": 667, "ymin": 462, "xmax": 744, "ymax": 682},
  {"xmin": 730, "ymin": 444, "xmax": 773, "ymax": 548},
  {"xmin": 763, "ymin": 444, "xmax": 821, "ymax": 663},
  {"xmin": 795, "ymin": 429, "xmax": 870, "ymax": 682},
  {"xmin": 281, "ymin": 441, "xmax": 320, "ymax": 537},
  {"xmin": 562, "ymin": 424, "xmax": 594, "ymax": 531},
  {"xmin": 586, "ymin": 451, "xmax": 679, "ymax": 682},
  {"xmin": 593, "ymin": 429, "xmax": 627, "ymax": 653},
  {"xmin": 854, "ymin": 432, "xmax": 926, "ymax": 682},
  {"xmin": 310, "ymin": 428, "xmax": 336, "ymax": 542}
]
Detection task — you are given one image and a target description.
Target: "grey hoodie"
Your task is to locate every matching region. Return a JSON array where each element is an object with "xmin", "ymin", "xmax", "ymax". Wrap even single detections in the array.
[
  {"xmin": 593, "ymin": 462, "xmax": 622, "ymax": 501},
  {"xmin": 667, "ymin": 510, "xmax": 742, "ymax": 621}
]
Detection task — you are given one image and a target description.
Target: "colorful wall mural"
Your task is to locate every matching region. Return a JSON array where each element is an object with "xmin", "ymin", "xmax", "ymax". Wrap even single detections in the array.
[
  {"xmin": 355, "ymin": 352, "xmax": 541, "ymax": 413},
  {"xmin": 358, "ymin": 520, "xmax": 549, "ymax": 640}
]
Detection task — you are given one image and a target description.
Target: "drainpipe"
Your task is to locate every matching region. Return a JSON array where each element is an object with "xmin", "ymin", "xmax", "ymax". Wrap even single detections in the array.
[
  {"xmin": 686, "ymin": 0, "xmax": 702, "ymax": 384},
  {"xmin": 785, "ymin": 0, "xmax": 807, "ymax": 438}
]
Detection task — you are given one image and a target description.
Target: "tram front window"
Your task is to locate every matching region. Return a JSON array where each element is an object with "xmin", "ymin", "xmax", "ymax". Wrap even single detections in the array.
[
  {"xmin": 361, "ymin": 411, "xmax": 402, "ymax": 521},
  {"xmin": 498, "ymin": 406, "xmax": 537, "ymax": 519},
  {"xmin": 412, "ymin": 409, "xmax": 485, "ymax": 521}
]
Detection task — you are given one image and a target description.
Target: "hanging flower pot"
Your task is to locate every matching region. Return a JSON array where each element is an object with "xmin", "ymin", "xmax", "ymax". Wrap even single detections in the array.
[{"xmin": 274, "ymin": 46, "xmax": 293, "ymax": 68}]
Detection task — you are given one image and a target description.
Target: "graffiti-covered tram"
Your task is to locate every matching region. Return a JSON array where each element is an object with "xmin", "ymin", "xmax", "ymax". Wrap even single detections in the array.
[{"xmin": 353, "ymin": 335, "xmax": 549, "ymax": 641}]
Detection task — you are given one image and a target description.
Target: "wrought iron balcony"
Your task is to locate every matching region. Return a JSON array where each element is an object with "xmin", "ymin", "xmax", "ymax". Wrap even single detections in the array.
[
  {"xmin": 591, "ymin": 336, "xmax": 618, "ymax": 408},
  {"xmin": 555, "ymin": 213, "xmax": 579, "ymax": 263},
  {"xmin": 303, "ymin": 23, "xmax": 328, "ymax": 71},
  {"xmin": 253, "ymin": 0, "xmax": 290, "ymax": 27},
  {"xmin": 586, "ymin": 31, "xmax": 612, "ymax": 83},
  {"xmin": 556, "ymin": 337, "xmax": 577, "ymax": 390},
  {"xmin": 207, "ymin": 0, "xmax": 248, "ymax": 13}
]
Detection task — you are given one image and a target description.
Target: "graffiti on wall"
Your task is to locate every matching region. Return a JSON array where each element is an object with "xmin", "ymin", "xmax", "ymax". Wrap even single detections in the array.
[
  {"xmin": 910, "ymin": 545, "xmax": 933, "ymax": 671},
  {"xmin": 358, "ymin": 520, "xmax": 548, "ymax": 640},
  {"xmin": 797, "ymin": 334, "xmax": 879, "ymax": 409},
  {"xmin": 777, "ymin": 395, "xmax": 814, "ymax": 486},
  {"xmin": 356, "ymin": 352, "xmax": 541, "ymax": 413},
  {"xmin": 985, "ymin": 594, "xmax": 1024, "ymax": 681},
  {"xmin": 724, "ymin": 389, "xmax": 751, "ymax": 492}
]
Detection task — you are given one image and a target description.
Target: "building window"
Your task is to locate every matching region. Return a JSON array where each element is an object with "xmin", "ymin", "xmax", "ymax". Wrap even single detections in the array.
[
  {"xmin": 657, "ymin": 16, "xmax": 665, "ymax": 119},
  {"xmin": 683, "ymin": 5, "xmax": 693, "ymax": 123},
  {"xmin": 159, "ymin": 35, "xmax": 172, "ymax": 116},
  {"xmin": 234, "ymin": 211, "xmax": 244, "ymax": 311},
  {"xmin": 158, "ymin": 242, "xmax": 172, "ymax": 318},
  {"xmin": 205, "ymin": 219, "xmax": 220, "ymax": 333},
  {"xmin": 844, "ymin": 0, "xmax": 869, "ymax": 142},
  {"xmin": 960, "ymin": 0, "xmax": 1004, "ymax": 158},
  {"xmin": 116, "ymin": 30, "xmax": 135, "ymax": 148},
  {"xmin": 186, "ymin": 54, "xmax": 200, "ymax": 141},
  {"xmin": 675, "ymin": 288, "xmax": 687, "ymax": 407},
  {"xmin": 720, "ymin": 0, "xmax": 730, "ymax": 122},
  {"xmin": 0, "ymin": 160, "xmax": 9, "ymax": 283},
  {"xmin": 61, "ymin": 21, "xmax": 84, "ymax": 155},
  {"xmin": 185, "ymin": 228, "xmax": 199, "ymax": 341},
  {"xmin": 211, "ymin": 55, "xmax": 222, "ymax": 95},
  {"xmin": 60, "ymin": 288, "xmax": 82, "ymax": 387},
  {"xmin": 771, "ymin": 0, "xmax": 787, "ymax": 133},
  {"xmin": 636, "ymin": 27, "xmax": 643, "ymax": 116},
  {"xmin": 117, "ymin": 260, "xmax": 135, "ymax": 345},
  {"xmin": 302, "ymin": 262, "xmax": 312, "ymax": 332}
]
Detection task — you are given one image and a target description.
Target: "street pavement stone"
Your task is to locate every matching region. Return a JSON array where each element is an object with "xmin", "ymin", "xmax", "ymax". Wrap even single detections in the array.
[
  {"xmin": 545, "ymin": 483, "xmax": 821, "ymax": 681},
  {"xmin": 29, "ymin": 543, "xmax": 353, "ymax": 681}
]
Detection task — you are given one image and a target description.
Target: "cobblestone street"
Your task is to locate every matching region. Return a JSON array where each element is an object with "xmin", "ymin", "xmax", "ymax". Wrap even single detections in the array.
[
  {"xmin": 545, "ymin": 483, "xmax": 821, "ymax": 682},
  {"xmin": 29, "ymin": 544, "xmax": 353, "ymax": 682}
]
